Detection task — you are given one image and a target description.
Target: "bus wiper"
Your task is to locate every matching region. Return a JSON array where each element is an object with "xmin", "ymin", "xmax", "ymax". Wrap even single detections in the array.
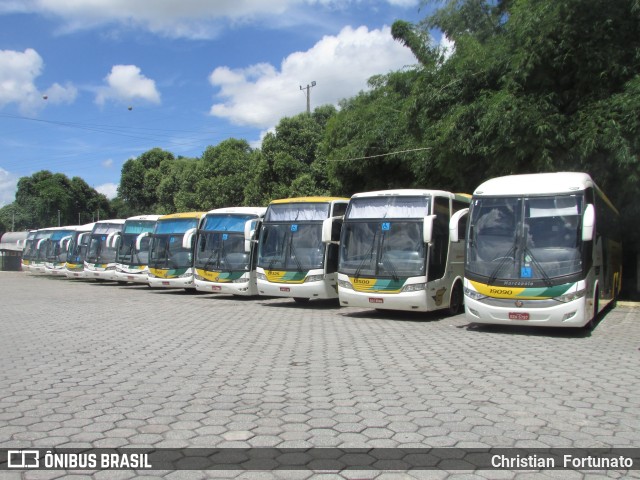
[
  {"xmin": 379, "ymin": 233, "xmax": 399, "ymax": 281},
  {"xmin": 355, "ymin": 228, "xmax": 378, "ymax": 278},
  {"xmin": 488, "ymin": 242, "xmax": 517, "ymax": 285},
  {"xmin": 287, "ymin": 232, "xmax": 303, "ymax": 272},
  {"xmin": 523, "ymin": 248, "xmax": 553, "ymax": 287}
]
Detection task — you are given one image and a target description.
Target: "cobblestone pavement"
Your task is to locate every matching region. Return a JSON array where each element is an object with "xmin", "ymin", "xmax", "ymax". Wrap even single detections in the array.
[{"xmin": 1, "ymin": 271, "xmax": 639, "ymax": 479}]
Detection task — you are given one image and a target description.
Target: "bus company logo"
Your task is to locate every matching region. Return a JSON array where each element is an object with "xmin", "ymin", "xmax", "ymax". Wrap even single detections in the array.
[{"xmin": 8, "ymin": 450, "xmax": 39, "ymax": 468}]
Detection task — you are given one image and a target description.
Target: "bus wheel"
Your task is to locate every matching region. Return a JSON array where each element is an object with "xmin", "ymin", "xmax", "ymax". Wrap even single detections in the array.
[
  {"xmin": 293, "ymin": 297, "xmax": 310, "ymax": 304},
  {"xmin": 448, "ymin": 282, "xmax": 463, "ymax": 316},
  {"xmin": 585, "ymin": 288, "xmax": 599, "ymax": 331}
]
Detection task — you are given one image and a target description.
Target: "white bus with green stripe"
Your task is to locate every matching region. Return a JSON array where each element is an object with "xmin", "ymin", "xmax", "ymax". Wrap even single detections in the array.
[
  {"xmin": 256, "ymin": 197, "xmax": 349, "ymax": 302},
  {"xmin": 464, "ymin": 172, "xmax": 622, "ymax": 329},
  {"xmin": 194, "ymin": 207, "xmax": 266, "ymax": 296},
  {"xmin": 337, "ymin": 189, "xmax": 470, "ymax": 314}
]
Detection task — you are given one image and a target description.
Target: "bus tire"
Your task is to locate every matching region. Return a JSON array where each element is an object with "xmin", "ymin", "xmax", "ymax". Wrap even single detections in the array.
[
  {"xmin": 586, "ymin": 287, "xmax": 599, "ymax": 331},
  {"xmin": 448, "ymin": 281, "xmax": 463, "ymax": 316}
]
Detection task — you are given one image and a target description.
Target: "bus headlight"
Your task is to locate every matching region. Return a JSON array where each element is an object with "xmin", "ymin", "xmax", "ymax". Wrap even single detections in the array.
[
  {"xmin": 232, "ymin": 277, "xmax": 248, "ymax": 283},
  {"xmin": 305, "ymin": 274, "xmax": 324, "ymax": 283},
  {"xmin": 256, "ymin": 272, "xmax": 267, "ymax": 281},
  {"xmin": 401, "ymin": 283, "xmax": 426, "ymax": 292},
  {"xmin": 338, "ymin": 280, "xmax": 353, "ymax": 290},
  {"xmin": 464, "ymin": 287, "xmax": 486, "ymax": 300},
  {"xmin": 178, "ymin": 271, "xmax": 193, "ymax": 278},
  {"xmin": 554, "ymin": 288, "xmax": 586, "ymax": 303},
  {"xmin": 194, "ymin": 273, "xmax": 205, "ymax": 281}
]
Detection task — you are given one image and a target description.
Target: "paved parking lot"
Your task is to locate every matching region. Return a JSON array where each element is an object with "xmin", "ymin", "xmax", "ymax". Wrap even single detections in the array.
[{"xmin": 1, "ymin": 271, "xmax": 639, "ymax": 479}]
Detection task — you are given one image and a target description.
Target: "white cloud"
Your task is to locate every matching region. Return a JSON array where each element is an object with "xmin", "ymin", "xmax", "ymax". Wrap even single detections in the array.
[
  {"xmin": 209, "ymin": 25, "xmax": 417, "ymax": 130},
  {"xmin": 95, "ymin": 182, "xmax": 118, "ymax": 199},
  {"xmin": 2, "ymin": 0, "xmax": 419, "ymax": 39},
  {"xmin": 0, "ymin": 48, "xmax": 77, "ymax": 113},
  {"xmin": 0, "ymin": 168, "xmax": 18, "ymax": 207},
  {"xmin": 102, "ymin": 158, "xmax": 114, "ymax": 168},
  {"xmin": 96, "ymin": 65, "xmax": 161, "ymax": 106}
]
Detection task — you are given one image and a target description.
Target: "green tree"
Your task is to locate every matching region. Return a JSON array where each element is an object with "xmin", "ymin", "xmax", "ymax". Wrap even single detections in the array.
[{"xmin": 118, "ymin": 148, "xmax": 176, "ymax": 213}]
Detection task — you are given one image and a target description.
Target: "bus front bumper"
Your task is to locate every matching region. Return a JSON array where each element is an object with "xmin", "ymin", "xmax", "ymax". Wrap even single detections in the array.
[
  {"xmin": 257, "ymin": 276, "xmax": 338, "ymax": 300},
  {"xmin": 148, "ymin": 276, "xmax": 195, "ymax": 289},
  {"xmin": 338, "ymin": 287, "xmax": 430, "ymax": 312},
  {"xmin": 464, "ymin": 295, "xmax": 590, "ymax": 328}
]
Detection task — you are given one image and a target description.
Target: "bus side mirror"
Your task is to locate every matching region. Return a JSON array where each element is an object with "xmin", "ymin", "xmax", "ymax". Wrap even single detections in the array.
[
  {"xmin": 423, "ymin": 215, "xmax": 436, "ymax": 244},
  {"xmin": 109, "ymin": 233, "xmax": 121, "ymax": 249},
  {"xmin": 37, "ymin": 238, "xmax": 46, "ymax": 249},
  {"xmin": 60, "ymin": 235, "xmax": 72, "ymax": 251},
  {"xmin": 182, "ymin": 228, "xmax": 197, "ymax": 249},
  {"xmin": 322, "ymin": 217, "xmax": 342, "ymax": 244},
  {"xmin": 78, "ymin": 232, "xmax": 89, "ymax": 245},
  {"xmin": 136, "ymin": 232, "xmax": 150, "ymax": 251},
  {"xmin": 449, "ymin": 208, "xmax": 469, "ymax": 243},
  {"xmin": 582, "ymin": 204, "xmax": 595, "ymax": 241},
  {"xmin": 244, "ymin": 219, "xmax": 259, "ymax": 253}
]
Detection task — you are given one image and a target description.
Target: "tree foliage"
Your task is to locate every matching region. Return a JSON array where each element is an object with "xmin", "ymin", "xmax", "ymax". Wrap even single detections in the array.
[{"xmin": 0, "ymin": 171, "xmax": 110, "ymax": 231}]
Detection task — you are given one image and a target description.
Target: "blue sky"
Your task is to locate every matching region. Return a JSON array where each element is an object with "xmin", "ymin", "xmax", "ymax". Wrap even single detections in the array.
[{"xmin": 0, "ymin": 0, "xmax": 436, "ymax": 206}]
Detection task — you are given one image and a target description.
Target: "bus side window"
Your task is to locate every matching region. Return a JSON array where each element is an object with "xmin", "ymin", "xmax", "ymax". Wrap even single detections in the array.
[
  {"xmin": 428, "ymin": 197, "xmax": 450, "ymax": 280},
  {"xmin": 332, "ymin": 202, "xmax": 347, "ymax": 217}
]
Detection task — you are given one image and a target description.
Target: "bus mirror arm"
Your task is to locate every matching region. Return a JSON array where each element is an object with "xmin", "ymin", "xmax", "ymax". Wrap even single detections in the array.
[
  {"xmin": 449, "ymin": 208, "xmax": 469, "ymax": 243},
  {"xmin": 136, "ymin": 232, "xmax": 150, "ymax": 251},
  {"xmin": 182, "ymin": 228, "xmax": 197, "ymax": 249},
  {"xmin": 423, "ymin": 215, "xmax": 436, "ymax": 244},
  {"xmin": 582, "ymin": 204, "xmax": 595, "ymax": 241}
]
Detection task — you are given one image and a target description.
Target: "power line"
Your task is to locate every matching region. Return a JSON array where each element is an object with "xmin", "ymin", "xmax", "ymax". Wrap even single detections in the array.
[{"xmin": 326, "ymin": 147, "xmax": 432, "ymax": 162}]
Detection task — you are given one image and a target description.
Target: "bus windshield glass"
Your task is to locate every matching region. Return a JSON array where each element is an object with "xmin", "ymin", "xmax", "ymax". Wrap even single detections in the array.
[
  {"xmin": 466, "ymin": 194, "xmax": 583, "ymax": 283},
  {"xmin": 67, "ymin": 232, "xmax": 89, "ymax": 264},
  {"xmin": 45, "ymin": 229, "xmax": 75, "ymax": 261},
  {"xmin": 195, "ymin": 215, "xmax": 256, "ymax": 272},
  {"xmin": 340, "ymin": 221, "xmax": 426, "ymax": 278},
  {"xmin": 258, "ymin": 223, "xmax": 325, "ymax": 271},
  {"xmin": 86, "ymin": 224, "xmax": 121, "ymax": 263},
  {"xmin": 148, "ymin": 218, "xmax": 199, "ymax": 269},
  {"xmin": 116, "ymin": 220, "xmax": 156, "ymax": 266}
]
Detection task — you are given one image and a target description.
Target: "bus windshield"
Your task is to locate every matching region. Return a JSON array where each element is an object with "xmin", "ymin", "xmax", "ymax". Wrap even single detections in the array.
[
  {"xmin": 466, "ymin": 194, "xmax": 583, "ymax": 283},
  {"xmin": 86, "ymin": 225, "xmax": 121, "ymax": 263},
  {"xmin": 194, "ymin": 215, "xmax": 256, "ymax": 272},
  {"xmin": 116, "ymin": 220, "xmax": 156, "ymax": 266},
  {"xmin": 340, "ymin": 221, "xmax": 426, "ymax": 278},
  {"xmin": 258, "ymin": 223, "xmax": 325, "ymax": 271},
  {"xmin": 45, "ymin": 230, "xmax": 75, "ymax": 262},
  {"xmin": 148, "ymin": 218, "xmax": 199, "ymax": 269},
  {"xmin": 67, "ymin": 232, "xmax": 90, "ymax": 264}
]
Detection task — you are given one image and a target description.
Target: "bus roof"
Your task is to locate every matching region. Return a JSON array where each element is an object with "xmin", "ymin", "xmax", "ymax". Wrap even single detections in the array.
[
  {"xmin": 473, "ymin": 172, "xmax": 596, "ymax": 196},
  {"xmin": 158, "ymin": 212, "xmax": 206, "ymax": 220},
  {"xmin": 205, "ymin": 207, "xmax": 267, "ymax": 216},
  {"xmin": 269, "ymin": 196, "xmax": 349, "ymax": 204},
  {"xmin": 92, "ymin": 219, "xmax": 127, "ymax": 226},
  {"xmin": 125, "ymin": 214, "xmax": 162, "ymax": 222},
  {"xmin": 350, "ymin": 189, "xmax": 470, "ymax": 203}
]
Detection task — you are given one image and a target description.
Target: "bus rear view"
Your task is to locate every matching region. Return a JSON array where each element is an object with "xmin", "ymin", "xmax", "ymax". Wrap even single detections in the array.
[{"xmin": 464, "ymin": 172, "xmax": 622, "ymax": 329}]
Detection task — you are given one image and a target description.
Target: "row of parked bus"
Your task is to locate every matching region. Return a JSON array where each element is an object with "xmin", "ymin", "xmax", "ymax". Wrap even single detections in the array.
[{"xmin": 18, "ymin": 172, "xmax": 622, "ymax": 329}]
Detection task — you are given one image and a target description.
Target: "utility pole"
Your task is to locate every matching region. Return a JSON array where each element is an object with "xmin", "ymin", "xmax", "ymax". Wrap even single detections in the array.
[{"xmin": 299, "ymin": 81, "xmax": 316, "ymax": 114}]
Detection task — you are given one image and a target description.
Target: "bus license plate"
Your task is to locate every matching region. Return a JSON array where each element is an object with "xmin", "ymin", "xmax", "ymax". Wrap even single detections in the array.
[
  {"xmin": 127, "ymin": 276, "xmax": 135, "ymax": 281},
  {"xmin": 280, "ymin": 287, "xmax": 290, "ymax": 292},
  {"xmin": 162, "ymin": 281, "xmax": 170, "ymax": 286},
  {"xmin": 509, "ymin": 312, "xmax": 530, "ymax": 320},
  {"xmin": 369, "ymin": 298, "xmax": 383, "ymax": 304},
  {"xmin": 212, "ymin": 286, "xmax": 221, "ymax": 291}
]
